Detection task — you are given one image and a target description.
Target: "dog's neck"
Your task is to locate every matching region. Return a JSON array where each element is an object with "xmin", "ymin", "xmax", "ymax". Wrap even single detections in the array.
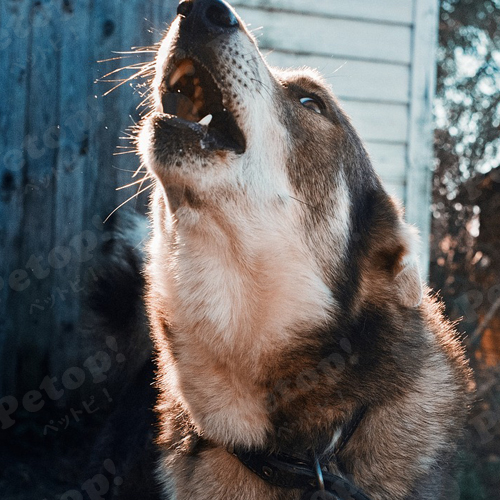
[
  {"xmin": 149, "ymin": 198, "xmax": 337, "ymax": 447},
  {"xmin": 151, "ymin": 199, "xmax": 335, "ymax": 357}
]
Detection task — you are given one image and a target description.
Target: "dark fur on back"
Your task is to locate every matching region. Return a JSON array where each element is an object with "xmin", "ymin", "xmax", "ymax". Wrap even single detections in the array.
[{"xmin": 84, "ymin": 213, "xmax": 160, "ymax": 499}]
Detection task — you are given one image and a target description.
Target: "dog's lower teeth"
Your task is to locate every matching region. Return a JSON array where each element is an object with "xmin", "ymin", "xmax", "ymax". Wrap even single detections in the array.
[{"xmin": 198, "ymin": 114, "xmax": 213, "ymax": 126}]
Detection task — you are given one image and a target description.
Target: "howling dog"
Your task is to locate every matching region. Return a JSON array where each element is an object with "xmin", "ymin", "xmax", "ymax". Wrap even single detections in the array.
[{"xmin": 134, "ymin": 0, "xmax": 472, "ymax": 498}]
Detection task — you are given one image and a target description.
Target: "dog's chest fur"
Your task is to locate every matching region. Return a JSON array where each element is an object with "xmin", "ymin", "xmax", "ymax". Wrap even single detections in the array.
[{"xmin": 150, "ymin": 201, "xmax": 335, "ymax": 448}]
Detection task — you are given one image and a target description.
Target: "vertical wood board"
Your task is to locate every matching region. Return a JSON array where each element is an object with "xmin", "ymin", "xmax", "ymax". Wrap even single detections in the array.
[
  {"xmin": 9, "ymin": 0, "xmax": 62, "ymax": 395},
  {"xmin": 0, "ymin": 0, "xmax": 31, "ymax": 397},
  {"xmin": 406, "ymin": 0, "xmax": 439, "ymax": 275}
]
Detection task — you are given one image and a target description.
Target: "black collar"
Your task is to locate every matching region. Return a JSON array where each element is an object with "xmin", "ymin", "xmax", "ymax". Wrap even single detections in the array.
[
  {"xmin": 232, "ymin": 406, "xmax": 372, "ymax": 500},
  {"xmin": 232, "ymin": 448, "xmax": 372, "ymax": 500}
]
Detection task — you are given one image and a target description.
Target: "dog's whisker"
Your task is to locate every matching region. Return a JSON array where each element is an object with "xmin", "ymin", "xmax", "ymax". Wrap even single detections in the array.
[
  {"xmin": 100, "ymin": 62, "xmax": 154, "ymax": 80},
  {"xmin": 132, "ymin": 163, "xmax": 147, "ymax": 178},
  {"xmin": 249, "ymin": 78, "xmax": 273, "ymax": 98},
  {"xmin": 133, "ymin": 175, "xmax": 154, "ymax": 209},
  {"xmin": 331, "ymin": 61, "xmax": 348, "ymax": 74},
  {"xmin": 114, "ymin": 151, "xmax": 137, "ymax": 156},
  {"xmin": 128, "ymin": 114, "xmax": 141, "ymax": 128},
  {"xmin": 262, "ymin": 49, "xmax": 276, "ymax": 60},
  {"xmin": 318, "ymin": 61, "xmax": 350, "ymax": 80},
  {"xmin": 98, "ymin": 55, "xmax": 141, "ymax": 63},
  {"xmin": 119, "ymin": 135, "xmax": 137, "ymax": 142},
  {"xmin": 102, "ymin": 67, "xmax": 153, "ymax": 96},
  {"xmin": 98, "ymin": 54, "xmax": 155, "ymax": 95},
  {"xmin": 249, "ymin": 26, "xmax": 264, "ymax": 35},
  {"xmin": 104, "ymin": 183, "xmax": 153, "ymax": 223},
  {"xmin": 138, "ymin": 95, "xmax": 154, "ymax": 111},
  {"xmin": 97, "ymin": 54, "xmax": 154, "ymax": 66},
  {"xmin": 116, "ymin": 176, "xmax": 151, "ymax": 191},
  {"xmin": 113, "ymin": 49, "xmax": 157, "ymax": 54},
  {"xmin": 111, "ymin": 166, "xmax": 139, "ymax": 173}
]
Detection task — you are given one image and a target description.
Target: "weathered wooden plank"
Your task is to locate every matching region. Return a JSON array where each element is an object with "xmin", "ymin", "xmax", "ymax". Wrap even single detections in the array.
[
  {"xmin": 113, "ymin": 0, "xmax": 156, "ymax": 209},
  {"xmin": 238, "ymin": 7, "xmax": 412, "ymax": 64},
  {"xmin": 405, "ymin": 0, "xmax": 440, "ymax": 275},
  {"xmin": 151, "ymin": 0, "xmax": 178, "ymax": 39},
  {"xmin": 233, "ymin": 0, "xmax": 414, "ymax": 25},
  {"xmin": 86, "ymin": 0, "xmax": 123, "ymax": 229},
  {"xmin": 108, "ymin": 1, "xmax": 178, "ymax": 215},
  {"xmin": 365, "ymin": 142, "xmax": 407, "ymax": 183},
  {"xmin": 340, "ymin": 100, "xmax": 408, "ymax": 144},
  {"xmin": 7, "ymin": 0, "xmax": 62, "ymax": 394},
  {"xmin": 0, "ymin": 0, "xmax": 31, "ymax": 397},
  {"xmin": 49, "ymin": 0, "xmax": 93, "ymax": 374},
  {"xmin": 266, "ymin": 51, "xmax": 410, "ymax": 104}
]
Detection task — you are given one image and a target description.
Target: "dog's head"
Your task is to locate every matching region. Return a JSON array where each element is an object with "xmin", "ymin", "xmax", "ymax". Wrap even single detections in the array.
[{"xmin": 139, "ymin": 0, "xmax": 422, "ymax": 314}]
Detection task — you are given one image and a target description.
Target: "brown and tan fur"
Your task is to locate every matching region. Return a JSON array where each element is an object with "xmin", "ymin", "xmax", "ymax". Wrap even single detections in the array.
[{"xmin": 137, "ymin": 1, "xmax": 472, "ymax": 498}]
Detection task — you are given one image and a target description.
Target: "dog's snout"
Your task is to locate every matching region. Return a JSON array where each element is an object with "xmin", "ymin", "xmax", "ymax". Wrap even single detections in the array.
[
  {"xmin": 177, "ymin": 0, "xmax": 239, "ymax": 36},
  {"xmin": 177, "ymin": 1, "xmax": 194, "ymax": 17},
  {"xmin": 205, "ymin": 0, "xmax": 238, "ymax": 29}
]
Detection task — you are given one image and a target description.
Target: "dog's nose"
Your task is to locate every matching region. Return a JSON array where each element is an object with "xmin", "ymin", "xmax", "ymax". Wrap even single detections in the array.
[{"xmin": 177, "ymin": 0, "xmax": 239, "ymax": 34}]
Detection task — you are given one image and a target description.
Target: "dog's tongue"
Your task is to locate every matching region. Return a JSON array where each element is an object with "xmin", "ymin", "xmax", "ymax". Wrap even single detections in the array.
[{"xmin": 162, "ymin": 92, "xmax": 203, "ymax": 123}]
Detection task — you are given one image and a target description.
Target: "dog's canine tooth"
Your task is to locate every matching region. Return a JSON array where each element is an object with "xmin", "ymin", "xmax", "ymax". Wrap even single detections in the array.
[
  {"xmin": 169, "ymin": 60, "xmax": 195, "ymax": 87},
  {"xmin": 198, "ymin": 114, "xmax": 213, "ymax": 126}
]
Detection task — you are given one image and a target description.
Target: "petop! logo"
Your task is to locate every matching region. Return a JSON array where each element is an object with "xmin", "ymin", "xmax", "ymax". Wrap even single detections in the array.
[{"xmin": 0, "ymin": 336, "xmax": 125, "ymax": 430}]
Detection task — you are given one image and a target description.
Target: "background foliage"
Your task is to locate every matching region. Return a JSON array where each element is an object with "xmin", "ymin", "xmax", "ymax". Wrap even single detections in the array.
[{"xmin": 431, "ymin": 0, "xmax": 500, "ymax": 498}]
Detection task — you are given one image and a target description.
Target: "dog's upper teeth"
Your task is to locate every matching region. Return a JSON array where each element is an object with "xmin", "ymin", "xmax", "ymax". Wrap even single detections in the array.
[
  {"xmin": 198, "ymin": 114, "xmax": 213, "ymax": 126},
  {"xmin": 169, "ymin": 60, "xmax": 195, "ymax": 87}
]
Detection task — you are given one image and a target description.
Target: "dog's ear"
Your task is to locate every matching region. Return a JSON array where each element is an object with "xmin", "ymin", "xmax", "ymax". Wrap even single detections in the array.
[{"xmin": 393, "ymin": 223, "xmax": 423, "ymax": 308}]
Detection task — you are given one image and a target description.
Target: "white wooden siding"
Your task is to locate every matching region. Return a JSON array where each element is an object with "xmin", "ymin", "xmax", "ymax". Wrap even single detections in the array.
[
  {"xmin": 366, "ymin": 143, "xmax": 407, "ymax": 183},
  {"xmin": 234, "ymin": 0, "xmax": 439, "ymax": 273},
  {"xmin": 341, "ymin": 101, "xmax": 409, "ymax": 143},
  {"xmin": 264, "ymin": 52, "xmax": 410, "ymax": 104},
  {"xmin": 238, "ymin": 7, "xmax": 413, "ymax": 64},
  {"xmin": 234, "ymin": 0, "xmax": 414, "ymax": 25}
]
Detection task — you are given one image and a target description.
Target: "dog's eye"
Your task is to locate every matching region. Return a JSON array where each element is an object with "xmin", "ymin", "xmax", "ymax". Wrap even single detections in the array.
[{"xmin": 300, "ymin": 97, "xmax": 323, "ymax": 115}]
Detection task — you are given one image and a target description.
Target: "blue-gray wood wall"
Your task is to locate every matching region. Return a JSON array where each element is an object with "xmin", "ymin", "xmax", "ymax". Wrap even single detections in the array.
[{"xmin": 0, "ymin": 0, "xmax": 177, "ymax": 399}]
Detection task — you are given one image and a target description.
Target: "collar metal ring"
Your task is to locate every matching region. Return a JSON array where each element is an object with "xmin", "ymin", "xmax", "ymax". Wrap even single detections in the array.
[{"xmin": 314, "ymin": 459, "xmax": 325, "ymax": 491}]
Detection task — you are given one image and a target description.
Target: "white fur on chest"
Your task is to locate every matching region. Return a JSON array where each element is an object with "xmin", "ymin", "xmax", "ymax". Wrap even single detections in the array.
[{"xmin": 150, "ymin": 201, "xmax": 335, "ymax": 447}]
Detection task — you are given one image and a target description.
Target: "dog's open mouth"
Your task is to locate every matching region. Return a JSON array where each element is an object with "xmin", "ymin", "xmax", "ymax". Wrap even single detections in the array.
[{"xmin": 159, "ymin": 58, "xmax": 246, "ymax": 154}]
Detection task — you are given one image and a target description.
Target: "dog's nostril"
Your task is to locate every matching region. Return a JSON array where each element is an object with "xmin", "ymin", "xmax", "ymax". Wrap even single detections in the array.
[
  {"xmin": 177, "ymin": 0, "xmax": 193, "ymax": 18},
  {"xmin": 206, "ymin": 2, "xmax": 238, "ymax": 29}
]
